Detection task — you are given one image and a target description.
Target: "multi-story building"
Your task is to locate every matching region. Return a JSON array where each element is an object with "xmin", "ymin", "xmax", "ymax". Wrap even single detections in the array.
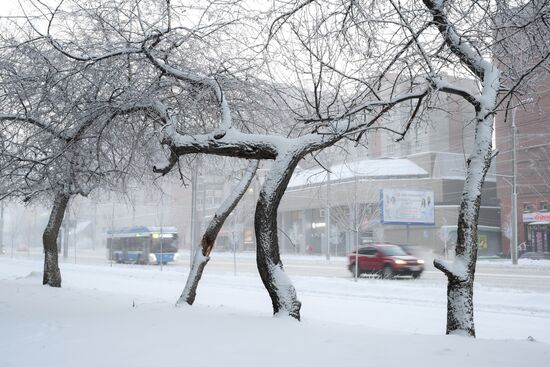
[
  {"xmin": 495, "ymin": 92, "xmax": 550, "ymax": 255},
  {"xmin": 494, "ymin": 3, "xmax": 550, "ymax": 256},
  {"xmin": 278, "ymin": 76, "xmax": 502, "ymax": 256},
  {"xmin": 279, "ymin": 151, "xmax": 500, "ymax": 256}
]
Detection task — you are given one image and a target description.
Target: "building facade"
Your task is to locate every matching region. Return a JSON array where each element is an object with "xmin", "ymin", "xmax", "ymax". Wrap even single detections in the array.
[
  {"xmin": 279, "ymin": 151, "xmax": 500, "ymax": 256},
  {"xmin": 495, "ymin": 92, "xmax": 550, "ymax": 255}
]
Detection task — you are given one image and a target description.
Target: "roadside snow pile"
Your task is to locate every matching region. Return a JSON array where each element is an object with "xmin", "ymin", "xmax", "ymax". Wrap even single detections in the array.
[
  {"xmin": 1, "ymin": 257, "xmax": 550, "ymax": 367},
  {"xmin": 478, "ymin": 258, "xmax": 550, "ymax": 269}
]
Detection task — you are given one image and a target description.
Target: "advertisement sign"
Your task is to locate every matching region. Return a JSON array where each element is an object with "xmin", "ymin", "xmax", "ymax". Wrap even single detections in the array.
[
  {"xmin": 478, "ymin": 234, "xmax": 488, "ymax": 250},
  {"xmin": 523, "ymin": 212, "xmax": 550, "ymax": 223},
  {"xmin": 380, "ymin": 189, "xmax": 435, "ymax": 225}
]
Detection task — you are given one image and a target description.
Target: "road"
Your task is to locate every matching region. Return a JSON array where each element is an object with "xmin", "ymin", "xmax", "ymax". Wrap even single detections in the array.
[
  {"xmin": 4, "ymin": 247, "xmax": 550, "ymax": 292},
  {"xmin": 204, "ymin": 253, "xmax": 550, "ymax": 292}
]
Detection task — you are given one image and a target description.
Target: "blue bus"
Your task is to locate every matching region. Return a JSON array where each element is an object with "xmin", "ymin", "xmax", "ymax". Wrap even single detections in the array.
[{"xmin": 106, "ymin": 226, "xmax": 179, "ymax": 265}]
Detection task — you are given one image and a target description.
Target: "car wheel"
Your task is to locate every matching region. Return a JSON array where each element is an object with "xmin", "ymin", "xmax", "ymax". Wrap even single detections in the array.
[
  {"xmin": 382, "ymin": 265, "xmax": 394, "ymax": 279},
  {"xmin": 412, "ymin": 272, "xmax": 421, "ymax": 279}
]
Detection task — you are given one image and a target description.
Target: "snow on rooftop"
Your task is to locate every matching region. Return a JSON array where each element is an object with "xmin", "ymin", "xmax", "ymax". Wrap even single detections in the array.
[{"xmin": 288, "ymin": 158, "xmax": 428, "ymax": 188}]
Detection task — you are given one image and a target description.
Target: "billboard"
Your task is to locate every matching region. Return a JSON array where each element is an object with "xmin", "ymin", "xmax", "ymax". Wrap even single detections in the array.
[
  {"xmin": 380, "ymin": 189, "xmax": 435, "ymax": 225},
  {"xmin": 523, "ymin": 212, "xmax": 550, "ymax": 223}
]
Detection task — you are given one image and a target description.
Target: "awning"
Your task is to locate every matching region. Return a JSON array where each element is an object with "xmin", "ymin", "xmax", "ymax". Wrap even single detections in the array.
[{"xmin": 528, "ymin": 221, "xmax": 550, "ymax": 226}]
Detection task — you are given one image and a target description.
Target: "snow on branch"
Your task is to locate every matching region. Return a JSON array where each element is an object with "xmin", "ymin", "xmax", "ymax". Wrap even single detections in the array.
[
  {"xmin": 0, "ymin": 114, "xmax": 70, "ymax": 142},
  {"xmin": 433, "ymin": 257, "xmax": 468, "ymax": 281},
  {"xmin": 141, "ymin": 36, "xmax": 232, "ymax": 131},
  {"xmin": 47, "ymin": 37, "xmax": 142, "ymax": 63},
  {"xmin": 422, "ymin": 0, "xmax": 491, "ymax": 80},
  {"xmin": 333, "ymin": 87, "xmax": 430, "ymax": 143},
  {"xmin": 431, "ymin": 78, "xmax": 480, "ymax": 111}
]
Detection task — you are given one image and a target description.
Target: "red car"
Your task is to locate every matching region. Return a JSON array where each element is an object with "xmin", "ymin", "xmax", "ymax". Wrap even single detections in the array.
[{"xmin": 348, "ymin": 243, "xmax": 424, "ymax": 279}]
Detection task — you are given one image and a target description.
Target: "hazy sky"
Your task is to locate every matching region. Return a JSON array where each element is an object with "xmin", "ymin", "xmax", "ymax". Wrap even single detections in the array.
[
  {"xmin": 0, "ymin": 0, "xmax": 61, "ymax": 17},
  {"xmin": 0, "ymin": 0, "xmax": 23, "ymax": 16}
]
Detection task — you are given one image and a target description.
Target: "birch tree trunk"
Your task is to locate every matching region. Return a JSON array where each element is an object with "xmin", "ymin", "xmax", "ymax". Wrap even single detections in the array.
[
  {"xmin": 255, "ymin": 150, "xmax": 303, "ymax": 320},
  {"xmin": 177, "ymin": 161, "xmax": 258, "ymax": 306},
  {"xmin": 42, "ymin": 192, "xmax": 70, "ymax": 287}
]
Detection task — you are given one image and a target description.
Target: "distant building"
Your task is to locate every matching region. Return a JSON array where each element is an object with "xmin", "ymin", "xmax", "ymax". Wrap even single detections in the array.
[
  {"xmin": 278, "ymin": 74, "xmax": 502, "ymax": 256},
  {"xmin": 494, "ymin": 2, "xmax": 550, "ymax": 256},
  {"xmin": 279, "ymin": 151, "xmax": 500, "ymax": 256},
  {"xmin": 495, "ymin": 93, "xmax": 550, "ymax": 255}
]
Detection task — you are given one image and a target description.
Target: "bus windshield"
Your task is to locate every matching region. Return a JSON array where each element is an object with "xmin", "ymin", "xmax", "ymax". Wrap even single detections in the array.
[{"xmin": 150, "ymin": 234, "xmax": 178, "ymax": 253}]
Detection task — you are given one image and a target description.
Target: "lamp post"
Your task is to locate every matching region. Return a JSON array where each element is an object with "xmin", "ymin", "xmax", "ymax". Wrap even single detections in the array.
[
  {"xmin": 190, "ymin": 159, "xmax": 199, "ymax": 264},
  {"xmin": 325, "ymin": 169, "xmax": 331, "ymax": 261},
  {"xmin": 353, "ymin": 165, "xmax": 359, "ymax": 282},
  {"xmin": 159, "ymin": 193, "xmax": 164, "ymax": 272},
  {"xmin": 0, "ymin": 202, "xmax": 4, "ymax": 255},
  {"xmin": 511, "ymin": 107, "xmax": 518, "ymax": 265}
]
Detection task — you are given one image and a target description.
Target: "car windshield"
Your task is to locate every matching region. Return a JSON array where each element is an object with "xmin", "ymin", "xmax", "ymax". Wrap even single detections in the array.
[{"xmin": 379, "ymin": 245, "xmax": 408, "ymax": 256}]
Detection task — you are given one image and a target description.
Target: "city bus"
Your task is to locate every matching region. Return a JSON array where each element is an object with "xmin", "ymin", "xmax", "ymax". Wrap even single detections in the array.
[{"xmin": 106, "ymin": 226, "xmax": 179, "ymax": 265}]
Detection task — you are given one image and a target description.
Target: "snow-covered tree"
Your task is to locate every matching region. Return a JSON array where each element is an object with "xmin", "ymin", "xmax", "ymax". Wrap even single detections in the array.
[
  {"xmin": 0, "ymin": 22, "xmax": 162, "ymax": 287},
  {"xmin": 19, "ymin": 0, "xmax": 434, "ymax": 319},
  {"xmin": 416, "ymin": 0, "xmax": 550, "ymax": 337},
  {"xmin": 267, "ymin": 0, "xmax": 549, "ymax": 331},
  {"xmin": 138, "ymin": 17, "xmax": 431, "ymax": 320}
]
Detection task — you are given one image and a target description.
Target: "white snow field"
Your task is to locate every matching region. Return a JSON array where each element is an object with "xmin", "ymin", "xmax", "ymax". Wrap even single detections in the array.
[{"xmin": 1, "ymin": 257, "xmax": 549, "ymax": 367}]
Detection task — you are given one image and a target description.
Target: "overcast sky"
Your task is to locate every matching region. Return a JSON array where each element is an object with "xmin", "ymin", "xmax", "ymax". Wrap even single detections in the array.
[
  {"xmin": 0, "ymin": 0, "xmax": 23, "ymax": 16},
  {"xmin": 0, "ymin": 0, "xmax": 61, "ymax": 17}
]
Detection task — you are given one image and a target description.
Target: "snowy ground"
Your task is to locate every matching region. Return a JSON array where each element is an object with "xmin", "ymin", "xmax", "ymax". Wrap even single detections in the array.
[{"xmin": 1, "ymin": 257, "xmax": 549, "ymax": 367}]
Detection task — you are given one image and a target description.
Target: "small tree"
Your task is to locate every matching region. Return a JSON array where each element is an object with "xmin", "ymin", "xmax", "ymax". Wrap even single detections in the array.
[{"xmin": 0, "ymin": 22, "xmax": 161, "ymax": 286}]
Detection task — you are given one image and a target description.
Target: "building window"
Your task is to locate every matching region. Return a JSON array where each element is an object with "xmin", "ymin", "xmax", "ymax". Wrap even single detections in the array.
[
  {"xmin": 540, "ymin": 201, "xmax": 549, "ymax": 212},
  {"xmin": 523, "ymin": 203, "xmax": 535, "ymax": 213}
]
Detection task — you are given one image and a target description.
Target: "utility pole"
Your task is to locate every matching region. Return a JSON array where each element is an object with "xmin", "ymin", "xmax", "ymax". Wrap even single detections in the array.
[
  {"xmin": 511, "ymin": 107, "xmax": 519, "ymax": 265},
  {"xmin": 160, "ymin": 193, "xmax": 164, "ymax": 272},
  {"xmin": 110, "ymin": 201, "xmax": 115, "ymax": 267},
  {"xmin": 0, "ymin": 202, "xmax": 4, "ymax": 254},
  {"xmin": 63, "ymin": 206, "xmax": 70, "ymax": 260},
  {"xmin": 353, "ymin": 166, "xmax": 359, "ymax": 282},
  {"xmin": 92, "ymin": 202, "xmax": 97, "ymax": 251},
  {"xmin": 325, "ymin": 169, "xmax": 331, "ymax": 261},
  {"xmin": 232, "ymin": 229, "xmax": 237, "ymax": 276},
  {"xmin": 190, "ymin": 159, "xmax": 199, "ymax": 263}
]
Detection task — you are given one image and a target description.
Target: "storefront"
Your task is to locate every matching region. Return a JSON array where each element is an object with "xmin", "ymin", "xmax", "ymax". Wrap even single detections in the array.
[{"xmin": 523, "ymin": 212, "xmax": 550, "ymax": 253}]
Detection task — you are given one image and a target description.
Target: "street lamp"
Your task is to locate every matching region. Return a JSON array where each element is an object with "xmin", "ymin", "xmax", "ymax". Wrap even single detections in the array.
[
  {"xmin": 510, "ymin": 98, "xmax": 534, "ymax": 264},
  {"xmin": 325, "ymin": 168, "xmax": 331, "ymax": 261},
  {"xmin": 511, "ymin": 107, "xmax": 518, "ymax": 265}
]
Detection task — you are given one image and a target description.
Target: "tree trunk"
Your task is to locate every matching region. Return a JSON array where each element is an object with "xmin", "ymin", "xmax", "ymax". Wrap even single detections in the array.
[
  {"xmin": 434, "ymin": 111, "xmax": 495, "ymax": 337},
  {"xmin": 42, "ymin": 192, "xmax": 70, "ymax": 287},
  {"xmin": 422, "ymin": 0, "xmax": 501, "ymax": 337},
  {"xmin": 441, "ymin": 204, "xmax": 479, "ymax": 337},
  {"xmin": 178, "ymin": 240, "xmax": 211, "ymax": 305},
  {"xmin": 177, "ymin": 161, "xmax": 258, "ymax": 306},
  {"xmin": 255, "ymin": 151, "xmax": 303, "ymax": 320}
]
